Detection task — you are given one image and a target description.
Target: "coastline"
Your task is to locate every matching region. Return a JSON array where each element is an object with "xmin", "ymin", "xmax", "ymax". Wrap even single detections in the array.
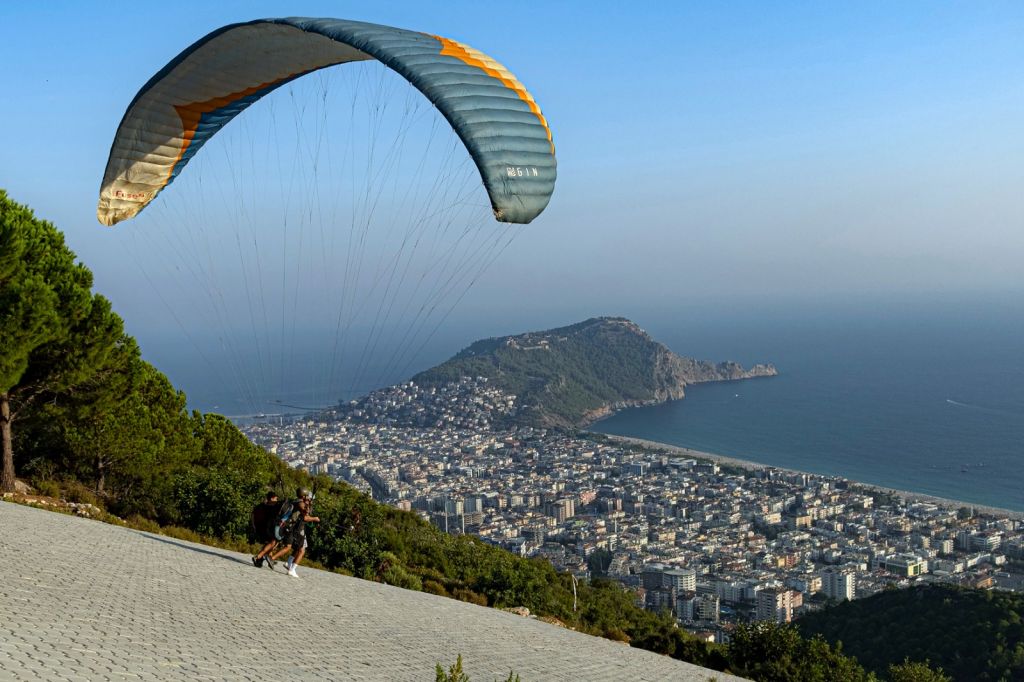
[{"xmin": 593, "ymin": 433, "xmax": 1024, "ymax": 521}]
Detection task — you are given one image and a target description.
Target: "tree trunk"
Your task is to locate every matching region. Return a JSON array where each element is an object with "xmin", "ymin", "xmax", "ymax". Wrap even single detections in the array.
[
  {"xmin": 96, "ymin": 455, "xmax": 105, "ymax": 495},
  {"xmin": 1, "ymin": 392, "xmax": 15, "ymax": 493}
]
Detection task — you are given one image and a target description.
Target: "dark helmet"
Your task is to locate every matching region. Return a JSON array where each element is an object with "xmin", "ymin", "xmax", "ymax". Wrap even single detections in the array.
[{"xmin": 297, "ymin": 487, "xmax": 311, "ymax": 499}]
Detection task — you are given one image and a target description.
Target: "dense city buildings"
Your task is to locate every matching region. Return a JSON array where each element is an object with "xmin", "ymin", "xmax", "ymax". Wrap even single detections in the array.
[{"xmin": 241, "ymin": 376, "xmax": 1024, "ymax": 638}]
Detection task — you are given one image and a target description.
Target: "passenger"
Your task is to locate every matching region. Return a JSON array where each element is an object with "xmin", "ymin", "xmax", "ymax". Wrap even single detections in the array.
[{"xmin": 251, "ymin": 491, "xmax": 282, "ymax": 569}]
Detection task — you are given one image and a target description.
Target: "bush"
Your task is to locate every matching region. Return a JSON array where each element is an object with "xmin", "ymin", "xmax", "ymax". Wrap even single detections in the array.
[
  {"xmin": 382, "ymin": 564, "xmax": 423, "ymax": 591},
  {"xmin": 414, "ymin": 566, "xmax": 449, "ymax": 584},
  {"xmin": 171, "ymin": 467, "xmax": 271, "ymax": 540},
  {"xmin": 161, "ymin": 525, "xmax": 204, "ymax": 544},
  {"xmin": 603, "ymin": 626, "xmax": 630, "ymax": 643},
  {"xmin": 378, "ymin": 551, "xmax": 423, "ymax": 591},
  {"xmin": 24, "ymin": 457, "xmax": 58, "ymax": 487},
  {"xmin": 62, "ymin": 479, "xmax": 100, "ymax": 507},
  {"xmin": 435, "ymin": 655, "xmax": 469, "ymax": 682},
  {"xmin": 453, "ymin": 588, "xmax": 488, "ymax": 607},
  {"xmin": 126, "ymin": 514, "xmax": 161, "ymax": 533},
  {"xmin": 33, "ymin": 479, "xmax": 60, "ymax": 499},
  {"xmin": 435, "ymin": 656, "xmax": 520, "ymax": 682},
  {"xmin": 424, "ymin": 580, "xmax": 449, "ymax": 597}
]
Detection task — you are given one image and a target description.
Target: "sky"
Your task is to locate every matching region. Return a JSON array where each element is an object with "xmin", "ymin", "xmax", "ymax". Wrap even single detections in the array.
[{"xmin": 2, "ymin": 2, "xmax": 1024, "ymax": 405}]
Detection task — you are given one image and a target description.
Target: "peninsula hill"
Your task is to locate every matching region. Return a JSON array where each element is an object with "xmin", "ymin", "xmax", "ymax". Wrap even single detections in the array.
[{"xmin": 412, "ymin": 317, "xmax": 777, "ymax": 429}]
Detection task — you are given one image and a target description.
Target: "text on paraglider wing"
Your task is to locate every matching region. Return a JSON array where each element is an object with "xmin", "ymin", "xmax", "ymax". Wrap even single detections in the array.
[
  {"xmin": 506, "ymin": 167, "xmax": 539, "ymax": 177},
  {"xmin": 113, "ymin": 190, "xmax": 148, "ymax": 200}
]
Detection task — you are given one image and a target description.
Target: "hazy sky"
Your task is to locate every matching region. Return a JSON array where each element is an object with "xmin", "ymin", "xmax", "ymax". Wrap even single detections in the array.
[{"xmin": 3, "ymin": 2, "xmax": 1023, "ymax": 375}]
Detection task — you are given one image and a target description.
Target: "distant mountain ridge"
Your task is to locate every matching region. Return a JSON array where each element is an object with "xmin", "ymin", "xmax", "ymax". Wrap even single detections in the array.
[{"xmin": 413, "ymin": 316, "xmax": 777, "ymax": 429}]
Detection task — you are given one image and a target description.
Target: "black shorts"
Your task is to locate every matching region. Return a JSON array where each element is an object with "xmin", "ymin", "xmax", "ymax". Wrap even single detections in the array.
[{"xmin": 289, "ymin": 527, "xmax": 306, "ymax": 552}]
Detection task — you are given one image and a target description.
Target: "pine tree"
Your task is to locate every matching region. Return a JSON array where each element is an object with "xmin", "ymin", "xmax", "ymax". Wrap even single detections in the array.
[
  {"xmin": 0, "ymin": 191, "xmax": 124, "ymax": 492},
  {"xmin": 60, "ymin": 337, "xmax": 145, "ymax": 494}
]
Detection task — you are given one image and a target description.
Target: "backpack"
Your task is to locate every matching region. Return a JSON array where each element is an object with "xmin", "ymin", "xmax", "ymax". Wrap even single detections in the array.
[
  {"xmin": 273, "ymin": 500, "xmax": 302, "ymax": 541},
  {"xmin": 252, "ymin": 500, "xmax": 284, "ymax": 541}
]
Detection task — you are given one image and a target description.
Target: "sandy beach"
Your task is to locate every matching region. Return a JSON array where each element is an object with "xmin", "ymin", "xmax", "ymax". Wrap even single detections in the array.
[{"xmin": 595, "ymin": 433, "xmax": 1024, "ymax": 521}]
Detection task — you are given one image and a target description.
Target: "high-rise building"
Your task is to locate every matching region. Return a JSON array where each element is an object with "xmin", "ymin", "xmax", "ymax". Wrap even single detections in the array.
[
  {"xmin": 644, "ymin": 588, "xmax": 675, "ymax": 613},
  {"xmin": 544, "ymin": 498, "xmax": 575, "ymax": 523},
  {"xmin": 676, "ymin": 592, "xmax": 697, "ymax": 621},
  {"xmin": 756, "ymin": 587, "xmax": 793, "ymax": 623},
  {"xmin": 696, "ymin": 594, "xmax": 720, "ymax": 623},
  {"xmin": 662, "ymin": 567, "xmax": 697, "ymax": 593},
  {"xmin": 641, "ymin": 563, "xmax": 667, "ymax": 591},
  {"xmin": 442, "ymin": 498, "xmax": 464, "ymax": 516},
  {"xmin": 821, "ymin": 567, "xmax": 857, "ymax": 601}
]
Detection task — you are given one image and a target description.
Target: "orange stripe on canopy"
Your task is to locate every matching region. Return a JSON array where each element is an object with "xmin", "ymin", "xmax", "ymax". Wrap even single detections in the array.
[
  {"xmin": 170, "ymin": 73, "xmax": 306, "ymax": 187},
  {"xmin": 435, "ymin": 35, "xmax": 554, "ymax": 155}
]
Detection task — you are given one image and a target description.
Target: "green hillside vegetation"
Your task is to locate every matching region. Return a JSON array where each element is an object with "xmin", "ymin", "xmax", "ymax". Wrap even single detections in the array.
[
  {"xmin": 796, "ymin": 583, "xmax": 1024, "ymax": 681},
  {"xmin": 1, "ymin": 191, "xmax": 944, "ymax": 681}
]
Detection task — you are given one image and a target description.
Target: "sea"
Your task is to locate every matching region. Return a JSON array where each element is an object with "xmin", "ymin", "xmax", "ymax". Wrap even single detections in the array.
[
  {"xmin": 592, "ymin": 294, "xmax": 1024, "ymax": 513},
  {"xmin": 147, "ymin": 293, "xmax": 1024, "ymax": 513}
]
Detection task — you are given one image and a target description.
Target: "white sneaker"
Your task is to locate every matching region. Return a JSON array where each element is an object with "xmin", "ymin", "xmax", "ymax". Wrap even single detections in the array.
[{"xmin": 287, "ymin": 566, "xmax": 299, "ymax": 578}]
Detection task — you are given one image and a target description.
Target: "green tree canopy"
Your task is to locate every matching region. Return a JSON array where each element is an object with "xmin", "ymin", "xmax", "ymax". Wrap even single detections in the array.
[
  {"xmin": 887, "ymin": 659, "xmax": 952, "ymax": 682},
  {"xmin": 1, "ymin": 190, "xmax": 123, "ymax": 492},
  {"xmin": 727, "ymin": 621, "xmax": 875, "ymax": 682}
]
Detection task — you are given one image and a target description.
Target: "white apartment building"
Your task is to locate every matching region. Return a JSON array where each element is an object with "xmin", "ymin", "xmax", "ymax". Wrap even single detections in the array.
[
  {"xmin": 663, "ymin": 567, "xmax": 697, "ymax": 593},
  {"xmin": 821, "ymin": 567, "xmax": 857, "ymax": 601}
]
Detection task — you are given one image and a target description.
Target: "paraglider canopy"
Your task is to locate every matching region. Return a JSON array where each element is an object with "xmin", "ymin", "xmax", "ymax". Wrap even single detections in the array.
[{"xmin": 97, "ymin": 17, "xmax": 556, "ymax": 227}]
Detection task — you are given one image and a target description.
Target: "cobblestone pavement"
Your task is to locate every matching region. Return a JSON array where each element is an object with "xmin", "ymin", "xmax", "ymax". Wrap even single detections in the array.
[{"xmin": 0, "ymin": 502, "xmax": 744, "ymax": 681}]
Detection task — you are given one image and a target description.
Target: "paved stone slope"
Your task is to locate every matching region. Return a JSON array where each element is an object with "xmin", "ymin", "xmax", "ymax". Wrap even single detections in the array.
[{"xmin": 0, "ymin": 502, "xmax": 742, "ymax": 681}]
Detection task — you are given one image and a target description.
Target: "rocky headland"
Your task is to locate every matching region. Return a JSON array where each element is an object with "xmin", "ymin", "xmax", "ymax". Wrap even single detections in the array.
[{"xmin": 413, "ymin": 316, "xmax": 777, "ymax": 429}]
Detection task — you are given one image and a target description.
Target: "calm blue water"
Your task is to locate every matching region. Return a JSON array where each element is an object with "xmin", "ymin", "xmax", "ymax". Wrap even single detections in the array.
[{"xmin": 592, "ymin": 295, "xmax": 1024, "ymax": 512}]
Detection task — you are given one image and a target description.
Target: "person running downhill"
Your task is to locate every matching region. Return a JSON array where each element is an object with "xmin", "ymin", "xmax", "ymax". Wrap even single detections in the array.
[
  {"xmin": 251, "ymin": 491, "xmax": 282, "ymax": 569},
  {"xmin": 270, "ymin": 488, "xmax": 320, "ymax": 578}
]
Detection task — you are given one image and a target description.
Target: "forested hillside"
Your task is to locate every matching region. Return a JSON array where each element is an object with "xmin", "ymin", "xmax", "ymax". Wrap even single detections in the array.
[{"xmin": 797, "ymin": 583, "xmax": 1024, "ymax": 681}]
